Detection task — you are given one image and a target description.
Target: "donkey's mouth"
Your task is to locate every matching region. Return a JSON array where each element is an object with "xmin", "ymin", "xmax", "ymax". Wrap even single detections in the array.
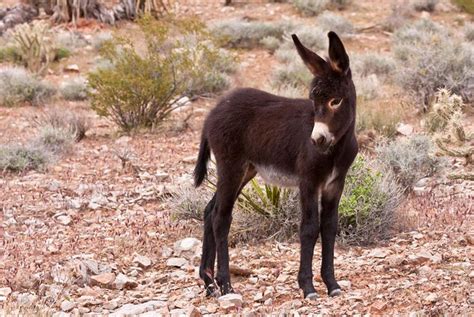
[{"xmin": 312, "ymin": 139, "xmax": 334, "ymax": 154}]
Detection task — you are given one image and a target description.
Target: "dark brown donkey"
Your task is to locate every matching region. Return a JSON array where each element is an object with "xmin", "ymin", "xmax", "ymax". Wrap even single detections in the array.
[{"xmin": 193, "ymin": 31, "xmax": 358, "ymax": 300}]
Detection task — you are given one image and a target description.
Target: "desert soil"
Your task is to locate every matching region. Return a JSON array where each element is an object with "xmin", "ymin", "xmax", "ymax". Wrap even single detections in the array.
[{"xmin": 1, "ymin": 0, "xmax": 473, "ymax": 316}]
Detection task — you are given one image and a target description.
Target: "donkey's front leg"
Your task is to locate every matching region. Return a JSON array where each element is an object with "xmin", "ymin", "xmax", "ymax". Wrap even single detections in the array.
[
  {"xmin": 297, "ymin": 182, "xmax": 320, "ymax": 300},
  {"xmin": 320, "ymin": 178, "xmax": 345, "ymax": 296}
]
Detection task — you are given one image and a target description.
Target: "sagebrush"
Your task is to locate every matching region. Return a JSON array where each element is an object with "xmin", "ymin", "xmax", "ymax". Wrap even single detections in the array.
[
  {"xmin": 376, "ymin": 135, "xmax": 439, "ymax": 190},
  {"xmin": 393, "ymin": 19, "xmax": 474, "ymax": 107},
  {"xmin": 0, "ymin": 67, "xmax": 55, "ymax": 107}
]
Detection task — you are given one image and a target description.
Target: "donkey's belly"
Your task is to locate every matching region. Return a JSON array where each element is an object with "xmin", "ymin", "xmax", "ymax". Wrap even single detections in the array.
[{"xmin": 254, "ymin": 165, "xmax": 299, "ymax": 187}]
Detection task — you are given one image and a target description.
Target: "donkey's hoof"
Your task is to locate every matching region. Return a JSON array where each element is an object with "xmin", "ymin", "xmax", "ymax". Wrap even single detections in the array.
[
  {"xmin": 329, "ymin": 288, "xmax": 342, "ymax": 297},
  {"xmin": 205, "ymin": 285, "xmax": 219, "ymax": 297},
  {"xmin": 305, "ymin": 292, "xmax": 319, "ymax": 300}
]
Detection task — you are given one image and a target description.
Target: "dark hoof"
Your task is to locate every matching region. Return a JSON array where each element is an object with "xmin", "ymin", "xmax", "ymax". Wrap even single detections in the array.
[
  {"xmin": 329, "ymin": 288, "xmax": 342, "ymax": 297},
  {"xmin": 205, "ymin": 284, "xmax": 219, "ymax": 297},
  {"xmin": 305, "ymin": 292, "xmax": 319, "ymax": 300},
  {"xmin": 218, "ymin": 282, "xmax": 234, "ymax": 296}
]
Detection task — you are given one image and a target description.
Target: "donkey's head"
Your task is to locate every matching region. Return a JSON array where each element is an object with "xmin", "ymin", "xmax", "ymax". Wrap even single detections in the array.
[{"xmin": 292, "ymin": 32, "xmax": 356, "ymax": 152}]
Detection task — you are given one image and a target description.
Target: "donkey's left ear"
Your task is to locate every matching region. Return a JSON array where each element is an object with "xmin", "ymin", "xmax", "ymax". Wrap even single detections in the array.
[{"xmin": 327, "ymin": 31, "xmax": 350, "ymax": 74}]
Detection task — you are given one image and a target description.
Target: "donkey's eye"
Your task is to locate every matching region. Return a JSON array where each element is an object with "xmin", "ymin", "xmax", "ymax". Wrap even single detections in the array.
[{"xmin": 329, "ymin": 98, "xmax": 343, "ymax": 109}]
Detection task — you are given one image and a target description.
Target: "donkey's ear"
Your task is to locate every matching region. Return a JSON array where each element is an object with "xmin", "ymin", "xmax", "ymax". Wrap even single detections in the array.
[
  {"xmin": 327, "ymin": 31, "xmax": 349, "ymax": 74},
  {"xmin": 292, "ymin": 34, "xmax": 328, "ymax": 76}
]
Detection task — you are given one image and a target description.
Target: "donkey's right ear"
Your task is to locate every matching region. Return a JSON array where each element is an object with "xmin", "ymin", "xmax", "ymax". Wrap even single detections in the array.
[{"xmin": 292, "ymin": 34, "xmax": 328, "ymax": 76}]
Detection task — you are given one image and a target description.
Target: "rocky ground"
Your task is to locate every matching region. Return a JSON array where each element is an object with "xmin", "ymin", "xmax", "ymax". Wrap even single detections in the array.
[{"xmin": 1, "ymin": 0, "xmax": 473, "ymax": 315}]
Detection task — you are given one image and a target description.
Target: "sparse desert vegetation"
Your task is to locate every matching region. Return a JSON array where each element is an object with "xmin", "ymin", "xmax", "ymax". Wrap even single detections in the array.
[{"xmin": 0, "ymin": 0, "xmax": 472, "ymax": 315}]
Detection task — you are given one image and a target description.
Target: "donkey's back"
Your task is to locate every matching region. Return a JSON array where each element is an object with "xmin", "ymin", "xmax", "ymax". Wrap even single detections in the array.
[{"xmin": 202, "ymin": 88, "xmax": 316, "ymax": 170}]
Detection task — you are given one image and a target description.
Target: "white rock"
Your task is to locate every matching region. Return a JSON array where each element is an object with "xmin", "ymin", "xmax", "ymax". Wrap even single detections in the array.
[
  {"xmin": 61, "ymin": 300, "xmax": 76, "ymax": 312},
  {"xmin": 0, "ymin": 287, "xmax": 12, "ymax": 297},
  {"xmin": 110, "ymin": 301, "xmax": 166, "ymax": 317},
  {"xmin": 64, "ymin": 64, "xmax": 80, "ymax": 72},
  {"xmin": 56, "ymin": 214, "xmax": 72, "ymax": 226},
  {"xmin": 166, "ymin": 257, "xmax": 188, "ymax": 268},
  {"xmin": 174, "ymin": 238, "xmax": 201, "ymax": 257},
  {"xmin": 339, "ymin": 280, "xmax": 351, "ymax": 289},
  {"xmin": 114, "ymin": 273, "xmax": 138, "ymax": 290},
  {"xmin": 133, "ymin": 254, "xmax": 152, "ymax": 269},
  {"xmin": 0, "ymin": 296, "xmax": 6, "ymax": 302},
  {"xmin": 218, "ymin": 294, "xmax": 243, "ymax": 309},
  {"xmin": 424, "ymin": 293, "xmax": 438, "ymax": 303},
  {"xmin": 396, "ymin": 123, "xmax": 414, "ymax": 136},
  {"xmin": 369, "ymin": 248, "xmax": 391, "ymax": 258}
]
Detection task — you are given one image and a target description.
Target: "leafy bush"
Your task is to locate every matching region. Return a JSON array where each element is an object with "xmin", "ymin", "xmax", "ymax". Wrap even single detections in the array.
[
  {"xmin": 339, "ymin": 156, "xmax": 403, "ymax": 245},
  {"xmin": 54, "ymin": 47, "xmax": 71, "ymax": 61},
  {"xmin": 173, "ymin": 156, "xmax": 402, "ymax": 245},
  {"xmin": 60, "ymin": 77, "xmax": 88, "ymax": 101},
  {"xmin": 260, "ymin": 36, "xmax": 281, "ymax": 53},
  {"xmin": 383, "ymin": 1, "xmax": 413, "ymax": 32},
  {"xmin": 410, "ymin": 0, "xmax": 438, "ymax": 12},
  {"xmin": 317, "ymin": 11, "xmax": 354, "ymax": 35},
  {"xmin": 352, "ymin": 53, "xmax": 396, "ymax": 79},
  {"xmin": 0, "ymin": 67, "xmax": 55, "ymax": 107},
  {"xmin": 211, "ymin": 19, "xmax": 286, "ymax": 48},
  {"xmin": 91, "ymin": 32, "xmax": 113, "ymax": 51},
  {"xmin": 393, "ymin": 19, "xmax": 474, "ymax": 107},
  {"xmin": 464, "ymin": 23, "xmax": 474, "ymax": 42},
  {"xmin": 291, "ymin": 0, "xmax": 351, "ymax": 16},
  {"xmin": 0, "ymin": 45, "xmax": 21, "ymax": 63},
  {"xmin": 35, "ymin": 125, "xmax": 75, "ymax": 155},
  {"xmin": 291, "ymin": 0, "xmax": 329, "ymax": 16},
  {"xmin": 453, "ymin": 0, "xmax": 474, "ymax": 13},
  {"xmin": 88, "ymin": 17, "xmax": 235, "ymax": 131},
  {"xmin": 376, "ymin": 135, "xmax": 439, "ymax": 190},
  {"xmin": 0, "ymin": 144, "xmax": 51, "ymax": 173},
  {"xmin": 35, "ymin": 109, "xmax": 90, "ymax": 142},
  {"xmin": 354, "ymin": 74, "xmax": 381, "ymax": 100}
]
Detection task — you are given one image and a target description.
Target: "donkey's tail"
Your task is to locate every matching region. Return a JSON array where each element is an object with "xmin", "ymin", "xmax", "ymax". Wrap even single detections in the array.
[{"xmin": 194, "ymin": 134, "xmax": 210, "ymax": 187}]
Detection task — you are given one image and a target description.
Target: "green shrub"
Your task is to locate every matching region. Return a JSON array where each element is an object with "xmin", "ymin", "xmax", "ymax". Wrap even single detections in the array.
[
  {"xmin": 0, "ymin": 46, "xmax": 22, "ymax": 63},
  {"xmin": 35, "ymin": 125, "xmax": 75, "ymax": 155},
  {"xmin": 410, "ymin": 0, "xmax": 438, "ymax": 12},
  {"xmin": 352, "ymin": 53, "xmax": 396, "ymax": 79},
  {"xmin": 88, "ymin": 17, "xmax": 235, "ymax": 131},
  {"xmin": 0, "ymin": 67, "xmax": 55, "ymax": 107},
  {"xmin": 35, "ymin": 109, "xmax": 90, "ymax": 142},
  {"xmin": 354, "ymin": 74, "xmax": 381, "ymax": 100},
  {"xmin": 291, "ymin": 0, "xmax": 350, "ymax": 16},
  {"xmin": 260, "ymin": 36, "xmax": 281, "ymax": 53},
  {"xmin": 376, "ymin": 135, "xmax": 439, "ymax": 190},
  {"xmin": 453, "ymin": 0, "xmax": 474, "ymax": 14},
  {"xmin": 393, "ymin": 19, "xmax": 474, "ymax": 107},
  {"xmin": 211, "ymin": 19, "xmax": 286, "ymax": 48},
  {"xmin": 464, "ymin": 23, "xmax": 474, "ymax": 42},
  {"xmin": 60, "ymin": 77, "xmax": 88, "ymax": 101},
  {"xmin": 54, "ymin": 47, "xmax": 71, "ymax": 61},
  {"xmin": 317, "ymin": 11, "xmax": 354, "ymax": 35},
  {"xmin": 0, "ymin": 144, "xmax": 51, "ymax": 173},
  {"xmin": 338, "ymin": 155, "xmax": 403, "ymax": 245},
  {"xmin": 291, "ymin": 0, "xmax": 329, "ymax": 16},
  {"xmin": 173, "ymin": 156, "xmax": 402, "ymax": 245}
]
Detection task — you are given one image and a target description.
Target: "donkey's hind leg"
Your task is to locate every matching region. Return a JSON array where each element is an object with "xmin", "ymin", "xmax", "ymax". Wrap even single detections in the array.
[
  {"xmin": 213, "ymin": 163, "xmax": 253, "ymax": 295},
  {"xmin": 199, "ymin": 193, "xmax": 218, "ymax": 296}
]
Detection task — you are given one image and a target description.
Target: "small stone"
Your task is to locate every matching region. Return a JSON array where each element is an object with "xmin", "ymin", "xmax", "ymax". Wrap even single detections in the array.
[
  {"xmin": 114, "ymin": 273, "xmax": 138, "ymax": 290},
  {"xmin": 254, "ymin": 292, "xmax": 264, "ymax": 302},
  {"xmin": 424, "ymin": 293, "xmax": 438, "ymax": 303},
  {"xmin": 0, "ymin": 287, "xmax": 12, "ymax": 297},
  {"xmin": 369, "ymin": 248, "xmax": 391, "ymax": 258},
  {"xmin": 387, "ymin": 254, "xmax": 405, "ymax": 266},
  {"xmin": 206, "ymin": 303, "xmax": 218, "ymax": 313},
  {"xmin": 418, "ymin": 265, "xmax": 432, "ymax": 276},
  {"xmin": 186, "ymin": 306, "xmax": 201, "ymax": 317},
  {"xmin": 339, "ymin": 280, "xmax": 351, "ymax": 289},
  {"xmin": 396, "ymin": 123, "xmax": 414, "ymax": 136},
  {"xmin": 370, "ymin": 300, "xmax": 387, "ymax": 312},
  {"xmin": 218, "ymin": 294, "xmax": 243, "ymax": 310},
  {"xmin": 169, "ymin": 309, "xmax": 186, "ymax": 316},
  {"xmin": 65, "ymin": 64, "xmax": 80, "ymax": 72},
  {"xmin": 61, "ymin": 300, "xmax": 76, "ymax": 312},
  {"xmin": 276, "ymin": 274, "xmax": 289, "ymax": 283},
  {"xmin": 55, "ymin": 214, "xmax": 72, "ymax": 226},
  {"xmin": 166, "ymin": 257, "xmax": 188, "ymax": 268},
  {"xmin": 90, "ymin": 272, "xmax": 115, "ymax": 288},
  {"xmin": 182, "ymin": 156, "xmax": 196, "ymax": 164},
  {"xmin": 133, "ymin": 254, "xmax": 152, "ymax": 269}
]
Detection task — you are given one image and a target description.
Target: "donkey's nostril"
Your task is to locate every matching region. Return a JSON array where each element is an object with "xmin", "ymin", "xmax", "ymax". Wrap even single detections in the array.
[{"xmin": 316, "ymin": 135, "xmax": 326, "ymax": 146}]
